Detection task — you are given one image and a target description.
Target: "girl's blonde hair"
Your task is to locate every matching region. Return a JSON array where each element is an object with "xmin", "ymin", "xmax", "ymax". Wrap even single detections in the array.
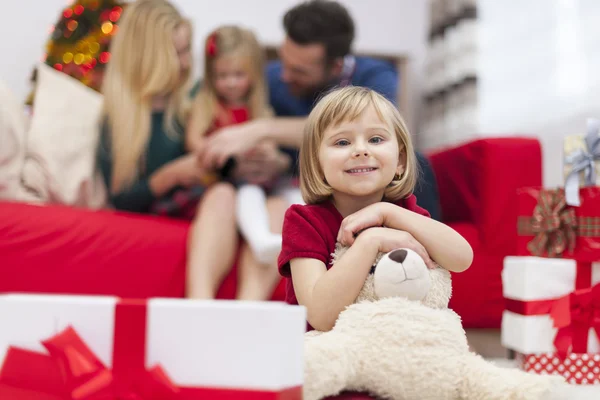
[
  {"xmin": 102, "ymin": 0, "xmax": 192, "ymax": 193},
  {"xmin": 188, "ymin": 25, "xmax": 271, "ymax": 143},
  {"xmin": 300, "ymin": 86, "xmax": 418, "ymax": 204}
]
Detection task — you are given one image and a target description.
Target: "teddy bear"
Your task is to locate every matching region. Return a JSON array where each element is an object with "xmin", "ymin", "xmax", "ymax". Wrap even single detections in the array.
[{"xmin": 303, "ymin": 245, "xmax": 566, "ymax": 400}]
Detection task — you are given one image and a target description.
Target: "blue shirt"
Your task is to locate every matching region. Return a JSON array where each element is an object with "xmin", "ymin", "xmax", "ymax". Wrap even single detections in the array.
[{"xmin": 267, "ymin": 56, "xmax": 398, "ymax": 117}]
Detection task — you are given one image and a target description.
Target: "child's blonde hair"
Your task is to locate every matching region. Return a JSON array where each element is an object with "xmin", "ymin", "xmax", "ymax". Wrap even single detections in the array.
[
  {"xmin": 102, "ymin": 0, "xmax": 192, "ymax": 193},
  {"xmin": 188, "ymin": 25, "xmax": 271, "ymax": 142},
  {"xmin": 299, "ymin": 86, "xmax": 418, "ymax": 204}
]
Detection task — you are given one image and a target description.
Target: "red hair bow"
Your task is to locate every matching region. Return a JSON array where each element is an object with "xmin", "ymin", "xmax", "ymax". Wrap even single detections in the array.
[{"xmin": 206, "ymin": 33, "xmax": 218, "ymax": 57}]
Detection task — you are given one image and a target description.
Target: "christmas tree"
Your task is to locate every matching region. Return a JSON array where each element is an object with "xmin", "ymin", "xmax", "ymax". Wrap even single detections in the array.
[{"xmin": 29, "ymin": 0, "xmax": 126, "ymax": 103}]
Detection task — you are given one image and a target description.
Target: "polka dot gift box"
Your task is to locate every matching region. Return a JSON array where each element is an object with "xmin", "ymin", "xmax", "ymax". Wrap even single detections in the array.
[{"xmin": 518, "ymin": 353, "xmax": 600, "ymax": 385}]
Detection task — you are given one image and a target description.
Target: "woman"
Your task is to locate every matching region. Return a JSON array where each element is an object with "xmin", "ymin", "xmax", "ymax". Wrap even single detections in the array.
[{"xmin": 98, "ymin": 0, "xmax": 289, "ymax": 300}]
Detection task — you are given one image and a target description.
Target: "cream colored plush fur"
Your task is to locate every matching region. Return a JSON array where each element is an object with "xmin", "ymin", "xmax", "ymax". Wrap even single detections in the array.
[{"xmin": 303, "ymin": 245, "xmax": 565, "ymax": 400}]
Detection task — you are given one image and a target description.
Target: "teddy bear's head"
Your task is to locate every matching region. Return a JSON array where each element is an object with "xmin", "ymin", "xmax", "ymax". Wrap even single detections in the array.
[{"xmin": 333, "ymin": 244, "xmax": 452, "ymax": 309}]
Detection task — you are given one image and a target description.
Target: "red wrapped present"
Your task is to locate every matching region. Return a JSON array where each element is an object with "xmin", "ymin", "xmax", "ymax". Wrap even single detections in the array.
[
  {"xmin": 502, "ymin": 257, "xmax": 600, "ymax": 384},
  {"xmin": 517, "ymin": 187, "xmax": 600, "ymax": 262},
  {"xmin": 0, "ymin": 295, "xmax": 305, "ymax": 399},
  {"xmin": 517, "ymin": 353, "xmax": 600, "ymax": 385}
]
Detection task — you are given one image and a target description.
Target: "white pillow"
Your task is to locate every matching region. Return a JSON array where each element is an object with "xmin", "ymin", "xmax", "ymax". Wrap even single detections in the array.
[
  {"xmin": 0, "ymin": 78, "xmax": 31, "ymax": 201},
  {"xmin": 21, "ymin": 63, "xmax": 107, "ymax": 208}
]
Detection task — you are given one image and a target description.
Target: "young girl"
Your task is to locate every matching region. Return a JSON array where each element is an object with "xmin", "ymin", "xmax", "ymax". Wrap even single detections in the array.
[
  {"xmin": 278, "ymin": 86, "xmax": 473, "ymax": 332},
  {"xmin": 186, "ymin": 26, "xmax": 290, "ymax": 265}
]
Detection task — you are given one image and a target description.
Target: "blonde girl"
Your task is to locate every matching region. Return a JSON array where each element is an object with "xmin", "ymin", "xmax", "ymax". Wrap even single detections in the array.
[
  {"xmin": 278, "ymin": 86, "xmax": 473, "ymax": 331},
  {"xmin": 187, "ymin": 26, "xmax": 290, "ymax": 266}
]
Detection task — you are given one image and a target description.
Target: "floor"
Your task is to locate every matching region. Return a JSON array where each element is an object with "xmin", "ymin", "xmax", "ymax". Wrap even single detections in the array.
[{"xmin": 468, "ymin": 329, "xmax": 600, "ymax": 399}]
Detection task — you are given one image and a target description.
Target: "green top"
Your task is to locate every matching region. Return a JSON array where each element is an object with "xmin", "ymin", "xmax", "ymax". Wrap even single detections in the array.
[{"xmin": 97, "ymin": 112, "xmax": 185, "ymax": 213}]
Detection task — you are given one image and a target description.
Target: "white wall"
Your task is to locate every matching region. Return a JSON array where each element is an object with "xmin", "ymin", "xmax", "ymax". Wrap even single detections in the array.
[
  {"xmin": 0, "ymin": 0, "xmax": 429, "ymax": 133},
  {"xmin": 418, "ymin": 0, "xmax": 600, "ymax": 188},
  {"xmin": 476, "ymin": 0, "xmax": 600, "ymax": 188}
]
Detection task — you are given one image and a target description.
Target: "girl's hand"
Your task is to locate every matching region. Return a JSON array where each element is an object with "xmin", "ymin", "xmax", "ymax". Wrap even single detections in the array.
[
  {"xmin": 337, "ymin": 203, "xmax": 389, "ymax": 246},
  {"xmin": 359, "ymin": 227, "xmax": 437, "ymax": 269}
]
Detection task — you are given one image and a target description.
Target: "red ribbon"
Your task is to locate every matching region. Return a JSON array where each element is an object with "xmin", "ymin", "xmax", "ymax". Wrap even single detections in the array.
[
  {"xmin": 0, "ymin": 299, "xmax": 302, "ymax": 400},
  {"xmin": 0, "ymin": 299, "xmax": 178, "ymax": 399},
  {"xmin": 506, "ymin": 284, "xmax": 600, "ymax": 359},
  {"xmin": 553, "ymin": 284, "xmax": 600, "ymax": 359},
  {"xmin": 206, "ymin": 33, "xmax": 217, "ymax": 57}
]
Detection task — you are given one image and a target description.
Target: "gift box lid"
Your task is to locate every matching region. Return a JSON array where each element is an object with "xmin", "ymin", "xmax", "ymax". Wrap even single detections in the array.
[{"xmin": 503, "ymin": 256, "xmax": 580, "ymax": 300}]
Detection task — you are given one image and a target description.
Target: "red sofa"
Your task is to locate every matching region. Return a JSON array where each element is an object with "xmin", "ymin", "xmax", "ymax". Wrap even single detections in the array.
[{"xmin": 0, "ymin": 137, "xmax": 542, "ymax": 328}]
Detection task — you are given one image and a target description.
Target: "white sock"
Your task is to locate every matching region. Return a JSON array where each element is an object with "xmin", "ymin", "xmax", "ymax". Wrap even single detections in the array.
[{"xmin": 236, "ymin": 184, "xmax": 282, "ymax": 265}]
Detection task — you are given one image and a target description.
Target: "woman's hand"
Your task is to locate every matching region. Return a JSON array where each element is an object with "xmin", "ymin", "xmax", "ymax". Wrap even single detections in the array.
[{"xmin": 359, "ymin": 227, "xmax": 437, "ymax": 269}]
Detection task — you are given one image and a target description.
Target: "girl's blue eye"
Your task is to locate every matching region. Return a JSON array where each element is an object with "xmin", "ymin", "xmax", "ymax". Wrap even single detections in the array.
[
  {"xmin": 335, "ymin": 139, "xmax": 350, "ymax": 146},
  {"xmin": 369, "ymin": 136, "xmax": 384, "ymax": 144}
]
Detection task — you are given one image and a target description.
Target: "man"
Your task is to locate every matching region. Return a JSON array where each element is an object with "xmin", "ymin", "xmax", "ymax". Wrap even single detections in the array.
[{"xmin": 203, "ymin": 0, "xmax": 440, "ymax": 219}]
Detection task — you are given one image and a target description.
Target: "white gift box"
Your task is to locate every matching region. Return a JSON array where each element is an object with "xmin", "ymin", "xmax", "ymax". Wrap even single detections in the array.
[
  {"xmin": 501, "ymin": 256, "xmax": 600, "ymax": 355},
  {"xmin": 0, "ymin": 294, "xmax": 306, "ymax": 397}
]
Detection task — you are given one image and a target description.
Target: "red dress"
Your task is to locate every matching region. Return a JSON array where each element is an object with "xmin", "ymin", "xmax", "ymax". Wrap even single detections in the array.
[{"xmin": 206, "ymin": 105, "xmax": 250, "ymax": 136}]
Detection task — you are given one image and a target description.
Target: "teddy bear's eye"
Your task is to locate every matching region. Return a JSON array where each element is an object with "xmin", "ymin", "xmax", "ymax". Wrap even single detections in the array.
[{"xmin": 369, "ymin": 265, "xmax": 376, "ymax": 275}]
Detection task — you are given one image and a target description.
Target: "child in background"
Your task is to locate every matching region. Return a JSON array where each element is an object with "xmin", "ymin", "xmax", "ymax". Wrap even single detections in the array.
[
  {"xmin": 187, "ymin": 26, "xmax": 287, "ymax": 265},
  {"xmin": 278, "ymin": 86, "xmax": 473, "ymax": 332}
]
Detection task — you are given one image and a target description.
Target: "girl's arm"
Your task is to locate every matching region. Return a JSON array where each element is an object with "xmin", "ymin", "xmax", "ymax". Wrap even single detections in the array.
[
  {"xmin": 338, "ymin": 202, "xmax": 473, "ymax": 273},
  {"xmin": 186, "ymin": 94, "xmax": 216, "ymax": 154},
  {"xmin": 381, "ymin": 204, "xmax": 473, "ymax": 272},
  {"xmin": 185, "ymin": 110, "xmax": 208, "ymax": 154},
  {"xmin": 290, "ymin": 232, "xmax": 379, "ymax": 332}
]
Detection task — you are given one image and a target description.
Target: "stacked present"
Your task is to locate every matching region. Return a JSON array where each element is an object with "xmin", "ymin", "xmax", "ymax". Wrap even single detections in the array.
[
  {"xmin": 0, "ymin": 295, "xmax": 306, "ymax": 399},
  {"xmin": 501, "ymin": 118, "xmax": 600, "ymax": 385}
]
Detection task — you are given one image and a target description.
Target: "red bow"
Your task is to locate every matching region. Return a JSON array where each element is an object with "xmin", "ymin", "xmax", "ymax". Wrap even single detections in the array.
[
  {"xmin": 527, "ymin": 189, "xmax": 577, "ymax": 257},
  {"xmin": 0, "ymin": 326, "xmax": 179, "ymax": 400},
  {"xmin": 206, "ymin": 33, "xmax": 218, "ymax": 57},
  {"xmin": 551, "ymin": 284, "xmax": 600, "ymax": 358}
]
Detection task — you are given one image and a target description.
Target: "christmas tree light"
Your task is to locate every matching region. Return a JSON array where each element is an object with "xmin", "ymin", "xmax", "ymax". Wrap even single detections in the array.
[{"xmin": 28, "ymin": 0, "xmax": 125, "ymax": 104}]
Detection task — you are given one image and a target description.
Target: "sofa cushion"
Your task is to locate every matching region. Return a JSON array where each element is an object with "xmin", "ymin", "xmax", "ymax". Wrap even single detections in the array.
[
  {"xmin": 0, "ymin": 201, "xmax": 188, "ymax": 298},
  {"xmin": 21, "ymin": 63, "xmax": 107, "ymax": 208},
  {"xmin": 0, "ymin": 78, "xmax": 28, "ymax": 200}
]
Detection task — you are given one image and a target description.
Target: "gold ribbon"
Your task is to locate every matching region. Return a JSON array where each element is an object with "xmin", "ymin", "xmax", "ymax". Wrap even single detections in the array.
[{"xmin": 526, "ymin": 190, "xmax": 577, "ymax": 257}]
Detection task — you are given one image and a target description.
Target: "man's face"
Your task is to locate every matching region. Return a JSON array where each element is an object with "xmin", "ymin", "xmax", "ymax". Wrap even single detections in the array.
[{"xmin": 279, "ymin": 37, "xmax": 332, "ymax": 98}]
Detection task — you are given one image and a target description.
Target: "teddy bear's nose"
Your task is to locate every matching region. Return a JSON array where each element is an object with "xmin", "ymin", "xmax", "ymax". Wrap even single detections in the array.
[{"xmin": 389, "ymin": 249, "xmax": 407, "ymax": 263}]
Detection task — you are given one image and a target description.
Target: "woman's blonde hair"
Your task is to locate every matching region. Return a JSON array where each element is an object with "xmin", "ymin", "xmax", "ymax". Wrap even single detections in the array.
[
  {"xmin": 300, "ymin": 86, "xmax": 418, "ymax": 204},
  {"xmin": 102, "ymin": 0, "xmax": 192, "ymax": 193},
  {"xmin": 187, "ymin": 25, "xmax": 271, "ymax": 143}
]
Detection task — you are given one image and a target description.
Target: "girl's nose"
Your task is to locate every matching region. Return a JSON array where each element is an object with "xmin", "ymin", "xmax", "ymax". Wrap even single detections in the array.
[{"xmin": 352, "ymin": 148, "xmax": 369, "ymax": 158}]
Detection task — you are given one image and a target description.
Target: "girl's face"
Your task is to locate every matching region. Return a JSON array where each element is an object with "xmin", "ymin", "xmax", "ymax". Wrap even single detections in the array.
[
  {"xmin": 173, "ymin": 24, "xmax": 192, "ymax": 74},
  {"xmin": 212, "ymin": 54, "xmax": 252, "ymax": 105},
  {"xmin": 318, "ymin": 105, "xmax": 404, "ymax": 200}
]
